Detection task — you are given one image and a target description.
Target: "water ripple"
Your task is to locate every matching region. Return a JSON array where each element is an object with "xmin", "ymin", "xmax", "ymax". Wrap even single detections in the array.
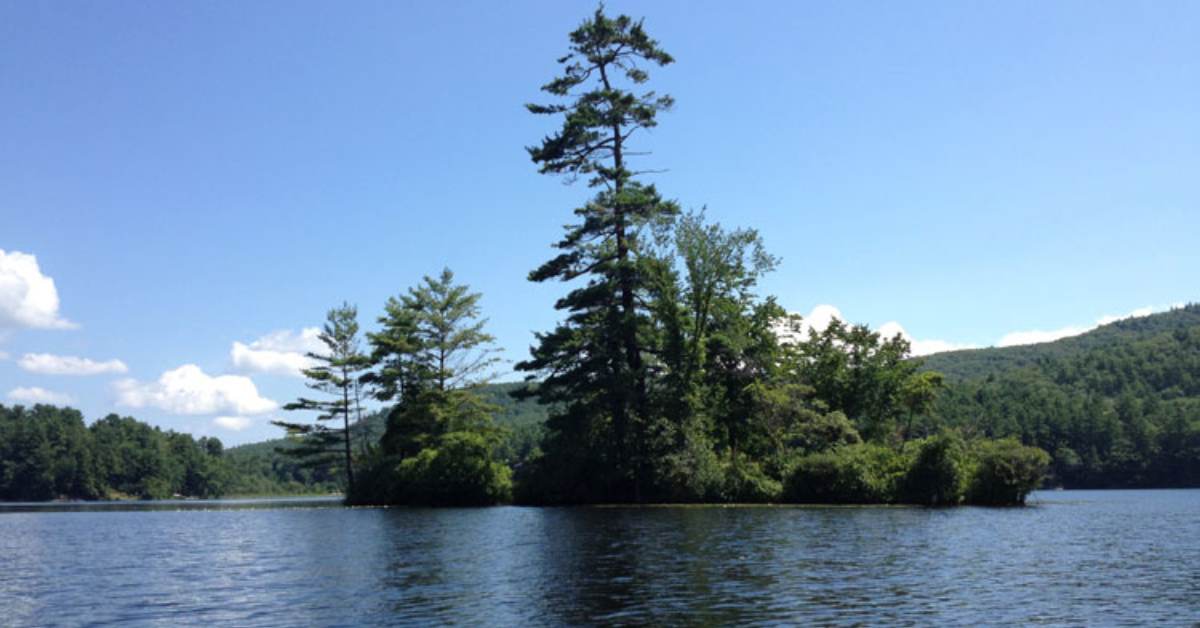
[{"xmin": 0, "ymin": 491, "xmax": 1197, "ymax": 626}]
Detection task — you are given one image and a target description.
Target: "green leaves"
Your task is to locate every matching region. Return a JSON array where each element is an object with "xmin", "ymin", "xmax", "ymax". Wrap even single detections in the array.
[{"xmin": 0, "ymin": 405, "xmax": 233, "ymax": 501}]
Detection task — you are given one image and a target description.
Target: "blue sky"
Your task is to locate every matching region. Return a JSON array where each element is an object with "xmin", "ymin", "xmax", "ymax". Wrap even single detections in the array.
[{"xmin": 2, "ymin": 1, "xmax": 1197, "ymax": 444}]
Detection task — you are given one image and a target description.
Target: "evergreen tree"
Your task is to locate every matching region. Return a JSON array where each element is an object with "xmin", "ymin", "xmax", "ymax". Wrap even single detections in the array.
[
  {"xmin": 274, "ymin": 303, "xmax": 370, "ymax": 493},
  {"xmin": 370, "ymin": 268, "xmax": 500, "ymax": 458},
  {"xmin": 519, "ymin": 6, "xmax": 679, "ymax": 502},
  {"xmin": 352, "ymin": 270, "xmax": 510, "ymax": 505}
]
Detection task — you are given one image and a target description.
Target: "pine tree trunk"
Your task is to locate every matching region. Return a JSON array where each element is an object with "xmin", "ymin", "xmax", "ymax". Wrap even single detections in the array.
[{"xmin": 342, "ymin": 372, "xmax": 355, "ymax": 493}]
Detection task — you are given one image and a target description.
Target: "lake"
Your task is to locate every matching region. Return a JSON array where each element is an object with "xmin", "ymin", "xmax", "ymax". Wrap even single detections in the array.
[{"xmin": 1, "ymin": 490, "xmax": 1196, "ymax": 626}]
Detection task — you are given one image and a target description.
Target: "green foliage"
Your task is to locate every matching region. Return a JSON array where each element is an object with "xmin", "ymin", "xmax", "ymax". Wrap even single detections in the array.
[
  {"xmin": 720, "ymin": 455, "xmax": 783, "ymax": 503},
  {"xmin": 352, "ymin": 431, "xmax": 513, "ymax": 507},
  {"xmin": 783, "ymin": 436, "xmax": 1049, "ymax": 506},
  {"xmin": 394, "ymin": 432, "xmax": 513, "ymax": 506},
  {"xmin": 651, "ymin": 420, "xmax": 726, "ymax": 502},
  {"xmin": 350, "ymin": 269, "xmax": 511, "ymax": 506},
  {"xmin": 0, "ymin": 405, "xmax": 101, "ymax": 501},
  {"xmin": 900, "ymin": 432, "xmax": 971, "ymax": 506},
  {"xmin": 222, "ymin": 435, "xmax": 346, "ymax": 496},
  {"xmin": 519, "ymin": 5, "xmax": 680, "ymax": 502},
  {"xmin": 785, "ymin": 444, "xmax": 906, "ymax": 504},
  {"xmin": 927, "ymin": 304, "xmax": 1200, "ymax": 488},
  {"xmin": 967, "ymin": 439, "xmax": 1051, "ymax": 505},
  {"xmin": 0, "ymin": 405, "xmax": 230, "ymax": 501},
  {"xmin": 784, "ymin": 318, "xmax": 922, "ymax": 441}
]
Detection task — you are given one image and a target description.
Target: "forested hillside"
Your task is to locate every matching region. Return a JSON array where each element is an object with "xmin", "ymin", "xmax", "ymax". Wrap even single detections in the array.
[
  {"xmin": 922, "ymin": 305, "xmax": 1200, "ymax": 381},
  {"xmin": 0, "ymin": 405, "xmax": 231, "ymax": 501},
  {"xmin": 922, "ymin": 304, "xmax": 1200, "ymax": 487},
  {"xmin": 0, "ymin": 383, "xmax": 544, "ymax": 501}
]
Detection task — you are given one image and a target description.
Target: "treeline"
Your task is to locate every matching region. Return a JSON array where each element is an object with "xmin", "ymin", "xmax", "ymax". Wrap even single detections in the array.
[
  {"xmin": 0, "ymin": 405, "xmax": 229, "ymax": 500},
  {"xmin": 223, "ymin": 408, "xmax": 388, "ymax": 496},
  {"xmin": 922, "ymin": 305, "xmax": 1200, "ymax": 380},
  {"xmin": 267, "ymin": 8, "xmax": 1050, "ymax": 508},
  {"xmin": 925, "ymin": 306, "xmax": 1200, "ymax": 488},
  {"xmin": 222, "ymin": 438, "xmax": 344, "ymax": 496}
]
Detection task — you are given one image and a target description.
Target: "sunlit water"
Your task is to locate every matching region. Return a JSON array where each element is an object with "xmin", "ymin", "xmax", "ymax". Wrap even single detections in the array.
[{"xmin": 1, "ymin": 491, "xmax": 1196, "ymax": 626}]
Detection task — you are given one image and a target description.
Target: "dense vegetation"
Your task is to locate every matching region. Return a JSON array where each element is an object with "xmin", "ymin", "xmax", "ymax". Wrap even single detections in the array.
[
  {"xmin": 920, "ymin": 305, "xmax": 1200, "ymax": 488},
  {"xmin": 0, "ymin": 405, "xmax": 231, "ymax": 500},
  {"xmin": 318, "ymin": 268, "xmax": 515, "ymax": 506},
  {"xmin": 0, "ymin": 386, "xmax": 541, "ymax": 502}
]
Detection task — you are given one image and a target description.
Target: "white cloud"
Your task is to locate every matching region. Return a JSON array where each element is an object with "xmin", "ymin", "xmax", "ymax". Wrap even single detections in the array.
[
  {"xmin": 781, "ymin": 302, "xmax": 1177, "ymax": 357},
  {"xmin": 0, "ymin": 249, "xmax": 76, "ymax": 330},
  {"xmin": 775, "ymin": 304, "xmax": 844, "ymax": 345},
  {"xmin": 0, "ymin": 350, "xmax": 8, "ymax": 360},
  {"xmin": 18, "ymin": 353, "xmax": 128, "ymax": 376},
  {"xmin": 780, "ymin": 304, "xmax": 972, "ymax": 357},
  {"xmin": 213, "ymin": 416, "xmax": 253, "ymax": 431},
  {"xmin": 114, "ymin": 364, "xmax": 278, "ymax": 415},
  {"xmin": 231, "ymin": 327, "xmax": 323, "ymax": 377},
  {"xmin": 7, "ymin": 386, "xmax": 73, "ymax": 405},
  {"xmin": 799, "ymin": 304, "xmax": 844, "ymax": 336},
  {"xmin": 877, "ymin": 321, "xmax": 979, "ymax": 357},
  {"xmin": 996, "ymin": 305, "xmax": 1168, "ymax": 348}
]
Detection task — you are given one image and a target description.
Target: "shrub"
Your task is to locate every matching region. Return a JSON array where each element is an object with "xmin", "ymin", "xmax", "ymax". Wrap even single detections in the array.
[
  {"xmin": 345, "ymin": 451, "xmax": 405, "ymax": 505},
  {"xmin": 784, "ymin": 443, "xmax": 903, "ymax": 503},
  {"xmin": 653, "ymin": 426, "xmax": 726, "ymax": 503},
  {"xmin": 721, "ymin": 455, "xmax": 783, "ymax": 502},
  {"xmin": 349, "ymin": 431, "xmax": 512, "ymax": 506},
  {"xmin": 901, "ymin": 432, "xmax": 970, "ymax": 505},
  {"xmin": 967, "ymin": 438, "xmax": 1051, "ymax": 505}
]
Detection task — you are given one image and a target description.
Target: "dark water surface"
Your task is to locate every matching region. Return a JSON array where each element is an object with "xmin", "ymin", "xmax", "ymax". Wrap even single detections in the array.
[{"xmin": 1, "ymin": 490, "xmax": 1196, "ymax": 626}]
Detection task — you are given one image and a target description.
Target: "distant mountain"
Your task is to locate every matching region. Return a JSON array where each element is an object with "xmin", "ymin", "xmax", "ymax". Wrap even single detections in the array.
[
  {"xmin": 921, "ymin": 304, "xmax": 1200, "ymax": 380},
  {"xmin": 922, "ymin": 304, "xmax": 1200, "ymax": 488}
]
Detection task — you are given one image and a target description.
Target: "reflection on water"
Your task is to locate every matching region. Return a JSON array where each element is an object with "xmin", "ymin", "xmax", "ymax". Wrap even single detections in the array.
[{"xmin": 1, "ymin": 491, "xmax": 1197, "ymax": 625}]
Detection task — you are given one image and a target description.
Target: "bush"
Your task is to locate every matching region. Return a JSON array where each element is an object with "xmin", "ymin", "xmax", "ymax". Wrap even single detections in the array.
[
  {"xmin": 901, "ymin": 432, "xmax": 970, "ymax": 505},
  {"xmin": 967, "ymin": 438, "xmax": 1051, "ymax": 505},
  {"xmin": 349, "ymin": 431, "xmax": 512, "ymax": 506},
  {"xmin": 721, "ymin": 455, "xmax": 783, "ymax": 502},
  {"xmin": 652, "ymin": 424, "xmax": 726, "ymax": 502},
  {"xmin": 784, "ymin": 443, "xmax": 904, "ymax": 503},
  {"xmin": 345, "ymin": 451, "xmax": 404, "ymax": 505}
]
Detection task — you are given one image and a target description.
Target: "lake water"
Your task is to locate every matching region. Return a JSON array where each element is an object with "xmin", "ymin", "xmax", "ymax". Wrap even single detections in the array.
[{"xmin": 1, "ymin": 490, "xmax": 1196, "ymax": 626}]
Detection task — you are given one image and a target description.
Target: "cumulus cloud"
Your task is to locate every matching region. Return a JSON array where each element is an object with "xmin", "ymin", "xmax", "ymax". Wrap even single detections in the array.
[
  {"xmin": 213, "ymin": 416, "xmax": 253, "ymax": 431},
  {"xmin": 0, "ymin": 249, "xmax": 75, "ymax": 330},
  {"xmin": 18, "ymin": 353, "xmax": 128, "ymax": 376},
  {"xmin": 114, "ymin": 364, "xmax": 278, "ymax": 415},
  {"xmin": 7, "ymin": 386, "xmax": 73, "ymax": 405},
  {"xmin": 876, "ymin": 321, "xmax": 979, "ymax": 357},
  {"xmin": 775, "ymin": 304, "xmax": 844, "ymax": 344},
  {"xmin": 779, "ymin": 304, "xmax": 972, "ymax": 357},
  {"xmin": 996, "ymin": 305, "xmax": 1170, "ymax": 348},
  {"xmin": 231, "ymin": 327, "xmax": 323, "ymax": 377}
]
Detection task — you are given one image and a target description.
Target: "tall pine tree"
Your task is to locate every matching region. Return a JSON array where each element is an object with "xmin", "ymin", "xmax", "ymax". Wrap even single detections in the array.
[{"xmin": 518, "ymin": 7, "xmax": 678, "ymax": 502}]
